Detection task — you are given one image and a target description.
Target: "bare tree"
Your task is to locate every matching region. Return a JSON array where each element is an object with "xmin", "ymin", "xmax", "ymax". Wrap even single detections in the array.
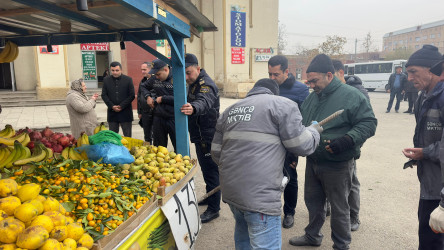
[
  {"xmin": 278, "ymin": 22, "xmax": 287, "ymax": 55},
  {"xmin": 362, "ymin": 32, "xmax": 374, "ymax": 60},
  {"xmin": 318, "ymin": 35, "xmax": 347, "ymax": 58}
]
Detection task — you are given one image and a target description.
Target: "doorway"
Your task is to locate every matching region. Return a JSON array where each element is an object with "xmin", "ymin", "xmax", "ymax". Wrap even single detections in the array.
[
  {"xmin": 96, "ymin": 51, "xmax": 110, "ymax": 88},
  {"xmin": 0, "ymin": 63, "xmax": 12, "ymax": 90}
]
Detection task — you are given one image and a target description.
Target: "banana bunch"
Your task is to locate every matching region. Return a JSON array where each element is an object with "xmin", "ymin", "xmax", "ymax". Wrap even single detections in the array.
[
  {"xmin": 122, "ymin": 136, "xmax": 144, "ymax": 150},
  {"xmin": 0, "ymin": 140, "xmax": 31, "ymax": 169},
  {"xmin": 76, "ymin": 132, "xmax": 89, "ymax": 159},
  {"xmin": 93, "ymin": 122, "xmax": 108, "ymax": 134},
  {"xmin": 0, "ymin": 131, "xmax": 30, "ymax": 146},
  {"xmin": 13, "ymin": 142, "xmax": 53, "ymax": 166},
  {"xmin": 0, "ymin": 41, "xmax": 19, "ymax": 63},
  {"xmin": 0, "ymin": 124, "xmax": 15, "ymax": 138},
  {"xmin": 61, "ymin": 146, "xmax": 88, "ymax": 160}
]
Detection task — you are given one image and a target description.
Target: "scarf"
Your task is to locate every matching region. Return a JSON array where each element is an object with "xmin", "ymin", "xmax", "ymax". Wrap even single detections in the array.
[{"xmin": 70, "ymin": 79, "xmax": 88, "ymax": 100}]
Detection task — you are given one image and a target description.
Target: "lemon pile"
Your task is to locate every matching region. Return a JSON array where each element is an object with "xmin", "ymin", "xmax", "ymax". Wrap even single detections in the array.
[{"xmin": 0, "ymin": 179, "xmax": 94, "ymax": 249}]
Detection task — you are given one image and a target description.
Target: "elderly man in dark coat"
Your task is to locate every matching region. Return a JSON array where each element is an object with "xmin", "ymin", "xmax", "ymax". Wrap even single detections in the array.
[{"xmin": 101, "ymin": 61, "xmax": 135, "ymax": 137}]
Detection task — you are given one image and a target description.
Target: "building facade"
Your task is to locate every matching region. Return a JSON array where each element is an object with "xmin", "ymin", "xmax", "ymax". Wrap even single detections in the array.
[
  {"xmin": 0, "ymin": 0, "xmax": 278, "ymax": 99},
  {"xmin": 383, "ymin": 19, "xmax": 444, "ymax": 53}
]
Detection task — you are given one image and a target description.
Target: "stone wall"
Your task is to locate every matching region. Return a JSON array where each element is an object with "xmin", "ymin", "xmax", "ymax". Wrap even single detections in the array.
[{"xmin": 36, "ymin": 87, "xmax": 69, "ymax": 100}]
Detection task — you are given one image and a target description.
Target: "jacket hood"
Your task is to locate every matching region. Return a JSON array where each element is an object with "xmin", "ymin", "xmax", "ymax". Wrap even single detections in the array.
[{"xmin": 318, "ymin": 76, "xmax": 342, "ymax": 97}]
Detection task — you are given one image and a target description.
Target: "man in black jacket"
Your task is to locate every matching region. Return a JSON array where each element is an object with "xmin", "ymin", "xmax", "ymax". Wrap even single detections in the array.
[
  {"xmin": 101, "ymin": 61, "xmax": 135, "ymax": 137},
  {"xmin": 137, "ymin": 62, "xmax": 155, "ymax": 143},
  {"xmin": 180, "ymin": 54, "xmax": 221, "ymax": 223},
  {"xmin": 386, "ymin": 66, "xmax": 407, "ymax": 113},
  {"xmin": 403, "ymin": 77, "xmax": 419, "ymax": 114},
  {"xmin": 142, "ymin": 59, "xmax": 176, "ymax": 151}
]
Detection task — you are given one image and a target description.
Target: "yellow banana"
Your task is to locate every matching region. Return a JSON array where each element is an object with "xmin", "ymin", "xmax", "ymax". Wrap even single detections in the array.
[
  {"xmin": 0, "ymin": 41, "xmax": 12, "ymax": 63},
  {"xmin": 1, "ymin": 141, "xmax": 20, "ymax": 168},
  {"xmin": 42, "ymin": 145, "xmax": 53, "ymax": 160},
  {"xmin": 0, "ymin": 132, "xmax": 26, "ymax": 146},
  {"xmin": 13, "ymin": 143, "xmax": 46, "ymax": 166},
  {"xmin": 68, "ymin": 146, "xmax": 82, "ymax": 160},
  {"xmin": 0, "ymin": 125, "xmax": 12, "ymax": 137},
  {"xmin": 3, "ymin": 42, "xmax": 18, "ymax": 63},
  {"xmin": 11, "ymin": 143, "xmax": 26, "ymax": 164},
  {"xmin": 0, "ymin": 125, "xmax": 15, "ymax": 138},
  {"xmin": 0, "ymin": 147, "xmax": 6, "ymax": 162},
  {"xmin": 61, "ymin": 147, "xmax": 70, "ymax": 159},
  {"xmin": 23, "ymin": 146, "xmax": 31, "ymax": 159},
  {"xmin": 0, "ymin": 147, "xmax": 11, "ymax": 164},
  {"xmin": 76, "ymin": 132, "xmax": 89, "ymax": 147},
  {"xmin": 21, "ymin": 133, "xmax": 30, "ymax": 147}
]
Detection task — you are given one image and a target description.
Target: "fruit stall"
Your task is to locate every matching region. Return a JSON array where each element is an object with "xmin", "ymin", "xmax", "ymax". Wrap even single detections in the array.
[
  {"xmin": 0, "ymin": 124, "xmax": 200, "ymax": 249},
  {"xmin": 0, "ymin": 1, "xmax": 217, "ymax": 249}
]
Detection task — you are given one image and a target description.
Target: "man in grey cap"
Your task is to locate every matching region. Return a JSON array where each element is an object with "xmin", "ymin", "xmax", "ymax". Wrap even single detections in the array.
[
  {"xmin": 429, "ymin": 54, "xmax": 444, "ymax": 235},
  {"xmin": 401, "ymin": 45, "xmax": 444, "ymax": 249},
  {"xmin": 141, "ymin": 59, "xmax": 176, "ymax": 150},
  {"xmin": 180, "ymin": 53, "xmax": 221, "ymax": 223},
  {"xmin": 289, "ymin": 54, "xmax": 377, "ymax": 250}
]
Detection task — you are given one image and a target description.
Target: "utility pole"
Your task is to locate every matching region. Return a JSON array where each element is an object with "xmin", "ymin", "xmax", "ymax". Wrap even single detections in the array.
[{"xmin": 354, "ymin": 38, "xmax": 357, "ymax": 62}]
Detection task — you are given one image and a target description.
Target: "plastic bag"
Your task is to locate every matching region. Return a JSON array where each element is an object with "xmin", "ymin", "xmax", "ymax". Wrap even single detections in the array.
[
  {"xmin": 89, "ymin": 130, "xmax": 123, "ymax": 146},
  {"xmin": 79, "ymin": 142, "xmax": 134, "ymax": 165}
]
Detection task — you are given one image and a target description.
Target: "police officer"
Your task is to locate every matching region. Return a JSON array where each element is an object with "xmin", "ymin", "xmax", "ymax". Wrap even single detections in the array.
[
  {"xmin": 137, "ymin": 62, "xmax": 155, "ymax": 143},
  {"xmin": 146, "ymin": 59, "xmax": 176, "ymax": 151},
  {"xmin": 180, "ymin": 53, "xmax": 221, "ymax": 223}
]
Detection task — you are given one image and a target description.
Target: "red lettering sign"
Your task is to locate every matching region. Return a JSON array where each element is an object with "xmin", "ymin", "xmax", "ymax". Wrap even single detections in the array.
[
  {"xmin": 80, "ymin": 43, "xmax": 110, "ymax": 51},
  {"xmin": 39, "ymin": 46, "xmax": 59, "ymax": 54}
]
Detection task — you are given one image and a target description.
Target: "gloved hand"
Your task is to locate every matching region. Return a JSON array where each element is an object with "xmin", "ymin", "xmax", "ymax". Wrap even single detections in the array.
[
  {"xmin": 430, "ymin": 205, "xmax": 444, "ymax": 233},
  {"xmin": 309, "ymin": 121, "xmax": 323, "ymax": 133},
  {"xmin": 328, "ymin": 135, "xmax": 354, "ymax": 154}
]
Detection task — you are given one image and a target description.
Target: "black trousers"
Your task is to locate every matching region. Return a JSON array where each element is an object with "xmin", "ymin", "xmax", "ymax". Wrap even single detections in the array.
[
  {"xmin": 406, "ymin": 92, "xmax": 419, "ymax": 112},
  {"xmin": 141, "ymin": 112, "xmax": 154, "ymax": 144},
  {"xmin": 283, "ymin": 152, "xmax": 298, "ymax": 216},
  {"xmin": 195, "ymin": 142, "xmax": 220, "ymax": 212},
  {"xmin": 108, "ymin": 121, "xmax": 132, "ymax": 137},
  {"xmin": 418, "ymin": 199, "xmax": 444, "ymax": 250},
  {"xmin": 152, "ymin": 116, "xmax": 176, "ymax": 152}
]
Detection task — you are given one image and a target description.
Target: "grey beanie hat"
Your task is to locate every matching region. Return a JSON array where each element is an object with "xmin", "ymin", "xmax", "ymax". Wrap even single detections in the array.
[{"xmin": 405, "ymin": 45, "xmax": 442, "ymax": 68}]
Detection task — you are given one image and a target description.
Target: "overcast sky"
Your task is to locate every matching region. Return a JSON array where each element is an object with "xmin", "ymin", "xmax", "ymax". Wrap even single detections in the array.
[{"xmin": 279, "ymin": 0, "xmax": 444, "ymax": 54}]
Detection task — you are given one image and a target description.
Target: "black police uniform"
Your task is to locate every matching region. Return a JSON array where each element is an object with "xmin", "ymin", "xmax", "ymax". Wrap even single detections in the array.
[
  {"xmin": 142, "ymin": 71, "xmax": 176, "ymax": 151},
  {"xmin": 187, "ymin": 69, "xmax": 221, "ymax": 213},
  {"xmin": 137, "ymin": 75, "xmax": 156, "ymax": 143}
]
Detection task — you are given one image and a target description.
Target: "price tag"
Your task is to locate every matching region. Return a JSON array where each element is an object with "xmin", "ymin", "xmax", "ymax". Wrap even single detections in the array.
[{"xmin": 161, "ymin": 178, "xmax": 201, "ymax": 250}]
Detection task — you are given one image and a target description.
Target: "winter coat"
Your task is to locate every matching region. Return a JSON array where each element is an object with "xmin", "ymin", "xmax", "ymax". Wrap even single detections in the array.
[
  {"xmin": 347, "ymin": 82, "xmax": 370, "ymax": 100},
  {"xmin": 137, "ymin": 75, "xmax": 155, "ymax": 114},
  {"xmin": 211, "ymin": 87, "xmax": 320, "ymax": 216},
  {"xmin": 101, "ymin": 74, "xmax": 135, "ymax": 123},
  {"xmin": 301, "ymin": 77, "xmax": 377, "ymax": 162},
  {"xmin": 387, "ymin": 72, "xmax": 407, "ymax": 92},
  {"xmin": 66, "ymin": 90, "xmax": 98, "ymax": 138},
  {"xmin": 279, "ymin": 73, "xmax": 309, "ymax": 108},
  {"xmin": 413, "ymin": 81, "xmax": 444, "ymax": 200},
  {"xmin": 141, "ymin": 72, "xmax": 174, "ymax": 119},
  {"xmin": 187, "ymin": 69, "xmax": 220, "ymax": 144}
]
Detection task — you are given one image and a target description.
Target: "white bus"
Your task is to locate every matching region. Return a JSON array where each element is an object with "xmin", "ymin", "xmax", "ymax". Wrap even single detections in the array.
[{"xmin": 344, "ymin": 60, "xmax": 407, "ymax": 91}]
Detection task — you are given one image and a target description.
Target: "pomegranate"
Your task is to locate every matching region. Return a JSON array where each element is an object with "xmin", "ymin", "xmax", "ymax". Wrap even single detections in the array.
[
  {"xmin": 51, "ymin": 132, "xmax": 63, "ymax": 141},
  {"xmin": 29, "ymin": 131, "xmax": 42, "ymax": 141},
  {"xmin": 27, "ymin": 141, "xmax": 35, "ymax": 150},
  {"xmin": 66, "ymin": 134, "xmax": 75, "ymax": 142},
  {"xmin": 52, "ymin": 144, "xmax": 63, "ymax": 153},
  {"xmin": 41, "ymin": 126, "xmax": 54, "ymax": 138},
  {"xmin": 58, "ymin": 136, "xmax": 70, "ymax": 147}
]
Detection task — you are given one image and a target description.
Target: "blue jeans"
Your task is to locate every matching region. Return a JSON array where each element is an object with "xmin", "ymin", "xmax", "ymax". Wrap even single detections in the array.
[{"xmin": 229, "ymin": 204, "xmax": 281, "ymax": 250}]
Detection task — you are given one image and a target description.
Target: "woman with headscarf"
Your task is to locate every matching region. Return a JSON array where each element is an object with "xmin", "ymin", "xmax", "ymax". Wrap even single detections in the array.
[{"xmin": 66, "ymin": 78, "xmax": 99, "ymax": 138}]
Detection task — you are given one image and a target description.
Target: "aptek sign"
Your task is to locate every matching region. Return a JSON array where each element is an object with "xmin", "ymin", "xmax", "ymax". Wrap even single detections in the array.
[{"xmin": 80, "ymin": 43, "xmax": 110, "ymax": 51}]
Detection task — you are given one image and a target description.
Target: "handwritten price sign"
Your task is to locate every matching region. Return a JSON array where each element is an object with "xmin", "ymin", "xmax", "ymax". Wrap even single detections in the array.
[{"xmin": 161, "ymin": 178, "xmax": 201, "ymax": 250}]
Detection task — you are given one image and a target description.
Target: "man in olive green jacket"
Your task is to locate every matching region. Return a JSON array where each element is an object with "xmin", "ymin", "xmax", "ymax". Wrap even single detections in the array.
[{"xmin": 289, "ymin": 54, "xmax": 377, "ymax": 250}]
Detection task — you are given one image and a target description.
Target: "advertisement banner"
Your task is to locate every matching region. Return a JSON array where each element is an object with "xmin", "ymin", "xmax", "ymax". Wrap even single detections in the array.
[
  {"xmin": 231, "ymin": 11, "xmax": 246, "ymax": 47},
  {"xmin": 39, "ymin": 46, "xmax": 59, "ymax": 54},
  {"xmin": 81, "ymin": 51, "xmax": 97, "ymax": 80},
  {"xmin": 231, "ymin": 48, "xmax": 245, "ymax": 64}
]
